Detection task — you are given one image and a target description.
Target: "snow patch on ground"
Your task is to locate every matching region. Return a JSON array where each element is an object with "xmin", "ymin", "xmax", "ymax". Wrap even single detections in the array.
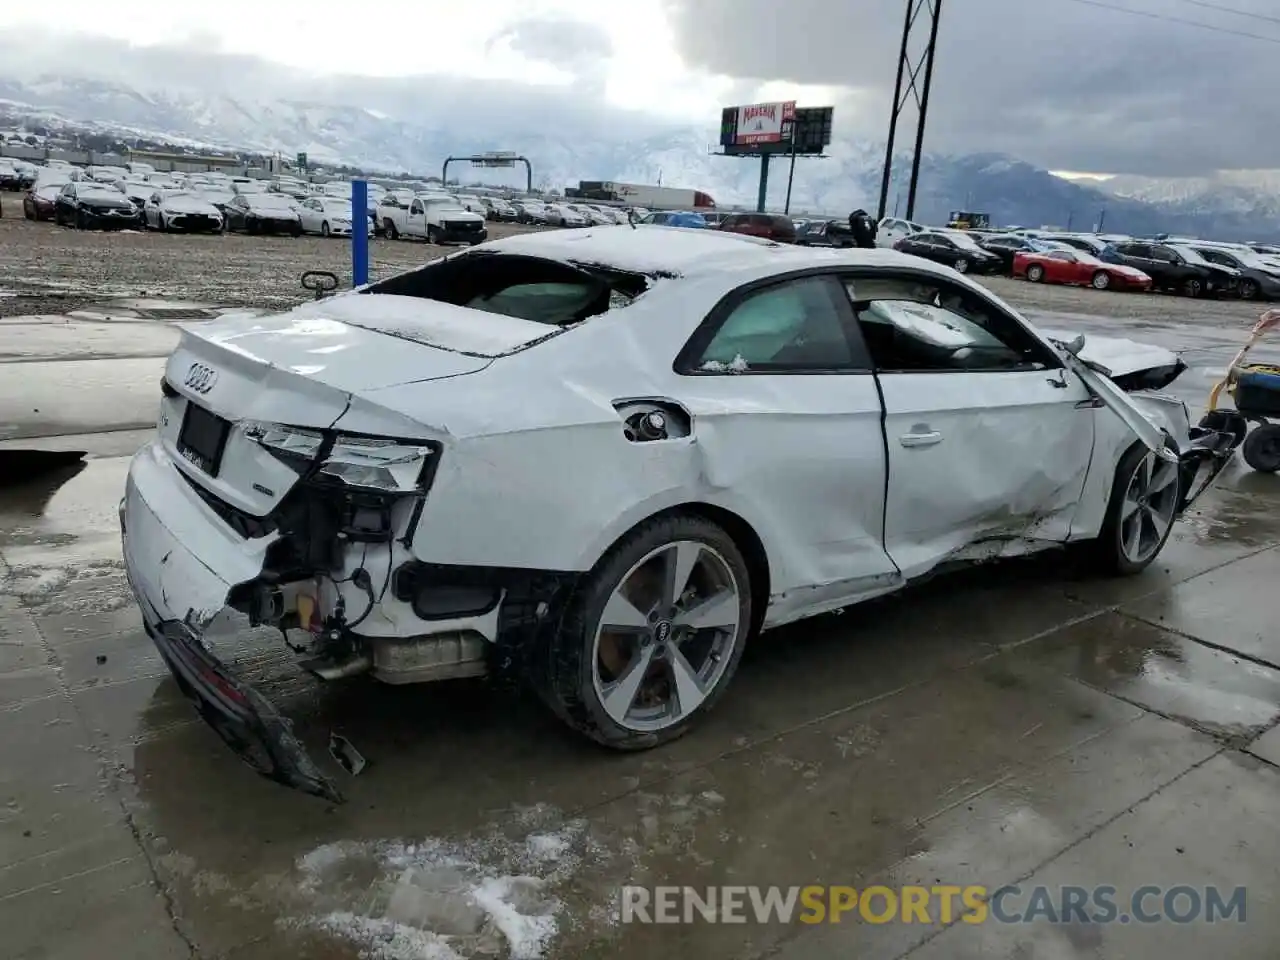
[{"xmin": 289, "ymin": 812, "xmax": 604, "ymax": 959}]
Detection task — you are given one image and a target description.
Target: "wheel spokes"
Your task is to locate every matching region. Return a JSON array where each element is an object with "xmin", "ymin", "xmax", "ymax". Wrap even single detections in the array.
[
  {"xmin": 601, "ymin": 643, "xmax": 657, "ymax": 724},
  {"xmin": 668, "ymin": 645, "xmax": 709, "ymax": 718},
  {"xmin": 673, "ymin": 588, "xmax": 738, "ymax": 632},
  {"xmin": 661, "ymin": 542, "xmax": 701, "ymax": 610},
  {"xmin": 1149, "ymin": 459, "xmax": 1178, "ymax": 495},
  {"xmin": 1122, "ymin": 511, "xmax": 1144, "ymax": 560},
  {"xmin": 600, "ymin": 591, "xmax": 650, "ymax": 634}
]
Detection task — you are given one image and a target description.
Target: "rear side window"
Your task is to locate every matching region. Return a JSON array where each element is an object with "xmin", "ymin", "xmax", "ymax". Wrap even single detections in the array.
[{"xmin": 683, "ymin": 276, "xmax": 860, "ymax": 373}]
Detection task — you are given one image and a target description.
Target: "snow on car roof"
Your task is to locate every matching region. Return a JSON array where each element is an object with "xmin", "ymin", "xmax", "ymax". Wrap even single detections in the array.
[{"xmin": 479, "ymin": 225, "xmax": 926, "ymax": 278}]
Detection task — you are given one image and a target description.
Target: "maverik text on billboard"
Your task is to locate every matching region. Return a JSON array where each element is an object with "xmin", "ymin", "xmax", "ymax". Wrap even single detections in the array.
[{"xmin": 734, "ymin": 101, "xmax": 797, "ymax": 145}]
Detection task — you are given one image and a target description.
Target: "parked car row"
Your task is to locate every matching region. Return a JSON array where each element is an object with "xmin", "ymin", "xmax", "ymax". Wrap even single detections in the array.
[{"xmin": 10, "ymin": 160, "xmax": 610, "ymax": 243}]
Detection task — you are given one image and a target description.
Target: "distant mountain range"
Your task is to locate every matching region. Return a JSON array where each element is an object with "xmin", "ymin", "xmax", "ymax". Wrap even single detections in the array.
[{"xmin": 1, "ymin": 73, "xmax": 1278, "ymax": 241}]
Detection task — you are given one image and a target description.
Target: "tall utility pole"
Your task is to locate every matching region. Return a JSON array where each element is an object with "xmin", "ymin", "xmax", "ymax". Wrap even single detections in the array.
[{"xmin": 877, "ymin": 0, "xmax": 944, "ymax": 222}]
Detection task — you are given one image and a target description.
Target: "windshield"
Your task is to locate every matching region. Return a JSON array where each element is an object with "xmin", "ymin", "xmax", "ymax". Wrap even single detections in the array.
[
  {"xmin": 945, "ymin": 231, "xmax": 983, "ymax": 251},
  {"xmin": 1206, "ymin": 248, "xmax": 1267, "ymax": 269},
  {"xmin": 252, "ymin": 194, "xmax": 295, "ymax": 209},
  {"xmin": 425, "ymin": 200, "xmax": 465, "ymax": 212},
  {"xmin": 324, "ymin": 200, "xmax": 354, "ymax": 215},
  {"xmin": 1070, "ymin": 251, "xmax": 1104, "ymax": 265},
  {"xmin": 1172, "ymin": 246, "xmax": 1209, "ymax": 266}
]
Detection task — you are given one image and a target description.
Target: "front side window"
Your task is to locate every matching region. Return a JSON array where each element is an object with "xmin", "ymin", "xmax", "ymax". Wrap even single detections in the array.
[
  {"xmin": 842, "ymin": 276, "xmax": 1054, "ymax": 373},
  {"xmin": 687, "ymin": 276, "xmax": 857, "ymax": 373}
]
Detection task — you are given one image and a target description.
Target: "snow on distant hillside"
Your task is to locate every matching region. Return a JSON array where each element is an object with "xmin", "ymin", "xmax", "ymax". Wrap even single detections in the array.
[{"xmin": 1, "ymin": 71, "xmax": 1277, "ymax": 239}]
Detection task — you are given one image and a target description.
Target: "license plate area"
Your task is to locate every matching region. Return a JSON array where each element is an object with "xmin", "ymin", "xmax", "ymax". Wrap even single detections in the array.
[{"xmin": 178, "ymin": 402, "xmax": 231, "ymax": 476}]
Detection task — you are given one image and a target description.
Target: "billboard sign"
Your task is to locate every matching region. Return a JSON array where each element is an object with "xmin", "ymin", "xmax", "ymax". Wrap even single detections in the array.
[
  {"xmin": 734, "ymin": 101, "xmax": 796, "ymax": 145},
  {"xmin": 471, "ymin": 151, "xmax": 517, "ymax": 168}
]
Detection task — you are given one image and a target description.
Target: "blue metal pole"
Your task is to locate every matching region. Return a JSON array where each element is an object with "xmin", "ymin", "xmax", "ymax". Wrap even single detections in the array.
[{"xmin": 351, "ymin": 179, "xmax": 369, "ymax": 287}]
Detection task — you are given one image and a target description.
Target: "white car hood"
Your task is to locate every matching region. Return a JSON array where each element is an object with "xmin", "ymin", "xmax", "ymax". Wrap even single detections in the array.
[
  {"xmin": 435, "ymin": 209, "xmax": 484, "ymax": 223},
  {"xmin": 1037, "ymin": 327, "xmax": 1179, "ymax": 378},
  {"xmin": 162, "ymin": 196, "xmax": 222, "ymax": 216}
]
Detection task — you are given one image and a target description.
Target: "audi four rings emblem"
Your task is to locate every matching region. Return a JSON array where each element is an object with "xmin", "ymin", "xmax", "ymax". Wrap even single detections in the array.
[{"xmin": 184, "ymin": 363, "xmax": 218, "ymax": 393}]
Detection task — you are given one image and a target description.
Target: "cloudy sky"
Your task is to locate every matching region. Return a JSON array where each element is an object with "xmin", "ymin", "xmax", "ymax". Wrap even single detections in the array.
[{"xmin": 5, "ymin": 0, "xmax": 1280, "ymax": 178}]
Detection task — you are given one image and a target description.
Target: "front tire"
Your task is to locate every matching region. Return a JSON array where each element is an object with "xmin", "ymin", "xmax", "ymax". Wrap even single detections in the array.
[
  {"xmin": 1184, "ymin": 277, "xmax": 1204, "ymax": 298},
  {"xmin": 953, "ymin": 257, "xmax": 970, "ymax": 274},
  {"xmin": 385, "ymin": 219, "xmax": 398, "ymax": 240},
  {"xmin": 534, "ymin": 514, "xmax": 753, "ymax": 750},
  {"xmin": 1091, "ymin": 270, "xmax": 1111, "ymax": 290},
  {"xmin": 321, "ymin": 221, "xmax": 330, "ymax": 238},
  {"xmin": 427, "ymin": 225, "xmax": 441, "ymax": 244},
  {"xmin": 1092, "ymin": 441, "xmax": 1182, "ymax": 576},
  {"xmin": 1240, "ymin": 279, "xmax": 1259, "ymax": 301},
  {"xmin": 1242, "ymin": 423, "xmax": 1280, "ymax": 473}
]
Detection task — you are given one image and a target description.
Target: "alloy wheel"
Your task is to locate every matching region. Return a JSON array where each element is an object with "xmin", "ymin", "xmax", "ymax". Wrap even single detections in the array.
[
  {"xmin": 1118, "ymin": 451, "xmax": 1180, "ymax": 565},
  {"xmin": 591, "ymin": 540, "xmax": 742, "ymax": 733}
]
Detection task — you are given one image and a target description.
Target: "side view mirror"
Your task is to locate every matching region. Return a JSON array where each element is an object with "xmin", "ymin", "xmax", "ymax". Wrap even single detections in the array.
[
  {"xmin": 1062, "ymin": 335, "xmax": 1086, "ymax": 357},
  {"xmin": 301, "ymin": 270, "xmax": 339, "ymax": 299}
]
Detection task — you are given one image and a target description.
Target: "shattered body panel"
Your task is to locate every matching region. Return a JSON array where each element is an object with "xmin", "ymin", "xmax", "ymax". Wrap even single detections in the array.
[{"xmin": 119, "ymin": 226, "xmax": 1238, "ymax": 798}]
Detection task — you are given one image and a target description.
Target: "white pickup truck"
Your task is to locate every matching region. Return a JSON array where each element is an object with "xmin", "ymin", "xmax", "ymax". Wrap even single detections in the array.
[{"xmin": 377, "ymin": 194, "xmax": 487, "ymax": 244}]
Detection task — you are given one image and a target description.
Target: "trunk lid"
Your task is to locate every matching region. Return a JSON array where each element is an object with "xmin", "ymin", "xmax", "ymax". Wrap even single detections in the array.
[{"xmin": 158, "ymin": 298, "xmax": 499, "ymax": 517}]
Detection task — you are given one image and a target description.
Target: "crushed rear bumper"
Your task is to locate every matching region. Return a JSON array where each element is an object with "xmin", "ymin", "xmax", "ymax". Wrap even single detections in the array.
[{"xmin": 120, "ymin": 440, "xmax": 342, "ymax": 803}]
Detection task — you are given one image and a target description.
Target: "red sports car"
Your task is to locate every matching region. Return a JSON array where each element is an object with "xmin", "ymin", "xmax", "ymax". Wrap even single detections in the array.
[
  {"xmin": 23, "ymin": 184, "xmax": 63, "ymax": 221},
  {"xmin": 1014, "ymin": 248, "xmax": 1152, "ymax": 292}
]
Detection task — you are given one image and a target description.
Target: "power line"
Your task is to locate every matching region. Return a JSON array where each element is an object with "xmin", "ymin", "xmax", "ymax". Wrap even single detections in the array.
[
  {"xmin": 1053, "ymin": 0, "xmax": 1280, "ymax": 43},
  {"xmin": 1173, "ymin": 0, "xmax": 1280, "ymax": 28}
]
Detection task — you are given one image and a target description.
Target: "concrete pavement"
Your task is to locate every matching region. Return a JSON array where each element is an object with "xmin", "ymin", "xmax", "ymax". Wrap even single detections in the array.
[{"xmin": 2, "ymin": 298, "xmax": 1280, "ymax": 959}]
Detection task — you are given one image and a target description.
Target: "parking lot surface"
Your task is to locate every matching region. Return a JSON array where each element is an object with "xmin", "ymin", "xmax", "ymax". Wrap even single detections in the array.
[{"xmin": 3, "ymin": 218, "xmax": 1280, "ymax": 959}]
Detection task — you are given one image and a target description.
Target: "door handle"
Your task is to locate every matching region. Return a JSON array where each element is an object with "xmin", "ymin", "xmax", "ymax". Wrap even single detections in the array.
[{"xmin": 899, "ymin": 431, "xmax": 942, "ymax": 448}]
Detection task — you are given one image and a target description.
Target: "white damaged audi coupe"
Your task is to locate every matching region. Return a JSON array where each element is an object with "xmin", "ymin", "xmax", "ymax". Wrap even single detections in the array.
[{"xmin": 120, "ymin": 225, "xmax": 1237, "ymax": 801}]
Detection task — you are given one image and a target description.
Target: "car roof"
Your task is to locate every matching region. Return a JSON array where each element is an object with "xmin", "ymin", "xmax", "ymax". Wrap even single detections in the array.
[{"xmin": 479, "ymin": 224, "xmax": 936, "ymax": 278}]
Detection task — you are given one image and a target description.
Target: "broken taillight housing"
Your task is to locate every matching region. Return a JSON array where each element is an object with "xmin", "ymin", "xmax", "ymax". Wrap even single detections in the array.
[{"xmin": 242, "ymin": 421, "xmax": 439, "ymax": 494}]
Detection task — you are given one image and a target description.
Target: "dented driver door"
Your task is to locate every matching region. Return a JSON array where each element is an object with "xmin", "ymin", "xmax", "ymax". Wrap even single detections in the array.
[{"xmin": 840, "ymin": 275, "xmax": 1095, "ymax": 581}]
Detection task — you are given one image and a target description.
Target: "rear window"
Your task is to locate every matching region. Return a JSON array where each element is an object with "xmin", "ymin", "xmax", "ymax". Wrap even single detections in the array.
[{"xmin": 364, "ymin": 251, "xmax": 650, "ymax": 327}]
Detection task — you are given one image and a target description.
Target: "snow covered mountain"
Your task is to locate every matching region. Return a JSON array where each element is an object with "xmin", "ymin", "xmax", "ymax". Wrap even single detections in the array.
[{"xmin": 2, "ymin": 72, "xmax": 1278, "ymax": 240}]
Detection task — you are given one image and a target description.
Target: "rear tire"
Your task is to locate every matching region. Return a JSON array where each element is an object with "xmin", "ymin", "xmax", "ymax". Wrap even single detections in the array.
[
  {"xmin": 531, "ymin": 513, "xmax": 753, "ymax": 750},
  {"xmin": 1242, "ymin": 423, "xmax": 1280, "ymax": 473},
  {"xmin": 1091, "ymin": 270, "xmax": 1111, "ymax": 290},
  {"xmin": 1090, "ymin": 441, "xmax": 1182, "ymax": 576},
  {"xmin": 1026, "ymin": 264, "xmax": 1044, "ymax": 282}
]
